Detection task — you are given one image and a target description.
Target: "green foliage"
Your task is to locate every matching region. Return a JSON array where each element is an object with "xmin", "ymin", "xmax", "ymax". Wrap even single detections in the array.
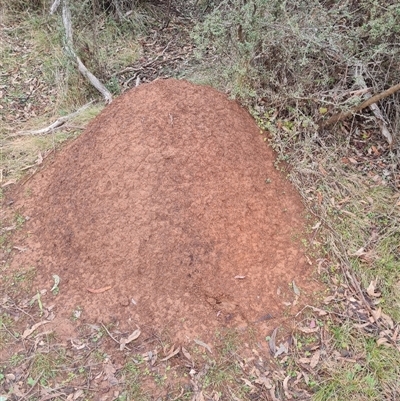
[{"xmin": 192, "ymin": 0, "xmax": 400, "ymax": 111}]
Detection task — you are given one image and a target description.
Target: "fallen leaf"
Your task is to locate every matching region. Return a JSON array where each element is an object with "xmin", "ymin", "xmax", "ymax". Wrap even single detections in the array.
[
  {"xmin": 371, "ymin": 308, "xmax": 382, "ymax": 322},
  {"xmin": 323, "ymin": 295, "xmax": 336, "ymax": 304},
  {"xmin": 160, "ymin": 346, "xmax": 180, "ymax": 361},
  {"xmin": 241, "ymin": 378, "xmax": 255, "ymax": 389},
  {"xmin": 182, "ymin": 347, "xmax": 193, "ymax": 362},
  {"xmin": 274, "ymin": 342, "xmax": 289, "ymax": 357},
  {"xmin": 310, "ymin": 350, "xmax": 321, "ymax": 368},
  {"xmin": 381, "ymin": 312, "xmax": 394, "ymax": 329},
  {"xmin": 292, "ymin": 280, "xmax": 300, "ymax": 296},
  {"xmin": 318, "ymin": 164, "xmax": 327, "ymax": 176},
  {"xmin": 254, "ymin": 375, "xmax": 272, "ymax": 389},
  {"xmin": 269, "ymin": 327, "xmax": 278, "ymax": 354},
  {"xmin": 298, "ymin": 326, "xmax": 319, "ymax": 334},
  {"xmin": 119, "ymin": 329, "xmax": 141, "ymax": 351},
  {"xmin": 194, "ymin": 339, "xmax": 212, "ymax": 354},
  {"xmin": 367, "ymin": 281, "xmax": 381, "ymax": 298},
  {"xmin": 377, "ymin": 337, "xmax": 389, "ymax": 346},
  {"xmin": 87, "ymin": 286, "xmax": 112, "ymax": 294},
  {"xmin": 22, "ymin": 321, "xmax": 50, "ymax": 339},
  {"xmin": 51, "ymin": 275, "xmax": 60, "ymax": 292},
  {"xmin": 350, "ymin": 247, "xmax": 365, "ymax": 257},
  {"xmin": 283, "ymin": 375, "xmax": 292, "ymax": 399},
  {"xmin": 36, "ymin": 151, "xmax": 43, "ymax": 165},
  {"xmin": 103, "ymin": 360, "xmax": 118, "ymax": 386},
  {"xmin": 312, "ymin": 221, "xmax": 321, "ymax": 230}
]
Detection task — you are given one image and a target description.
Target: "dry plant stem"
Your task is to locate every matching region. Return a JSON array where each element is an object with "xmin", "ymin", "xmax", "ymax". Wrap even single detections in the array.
[
  {"xmin": 49, "ymin": 0, "xmax": 61, "ymax": 14},
  {"xmin": 60, "ymin": 0, "xmax": 112, "ymax": 103},
  {"xmin": 354, "ymin": 70, "xmax": 393, "ymax": 145},
  {"xmin": 100, "ymin": 323, "xmax": 131, "ymax": 351},
  {"xmin": 321, "ymin": 82, "xmax": 400, "ymax": 140},
  {"xmin": 11, "ymin": 101, "xmax": 94, "ymax": 137}
]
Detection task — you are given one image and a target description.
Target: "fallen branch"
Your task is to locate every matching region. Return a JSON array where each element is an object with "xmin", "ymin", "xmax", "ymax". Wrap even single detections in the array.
[
  {"xmin": 60, "ymin": 0, "xmax": 112, "ymax": 103},
  {"xmin": 10, "ymin": 101, "xmax": 94, "ymax": 137},
  {"xmin": 320, "ymin": 82, "xmax": 400, "ymax": 143},
  {"xmin": 49, "ymin": 0, "xmax": 61, "ymax": 14}
]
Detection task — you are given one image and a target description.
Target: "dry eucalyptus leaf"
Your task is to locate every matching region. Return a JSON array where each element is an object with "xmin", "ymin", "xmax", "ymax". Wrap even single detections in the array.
[
  {"xmin": 323, "ymin": 295, "xmax": 335, "ymax": 304},
  {"xmin": 312, "ymin": 221, "xmax": 321, "ymax": 230},
  {"xmin": 182, "ymin": 347, "xmax": 193, "ymax": 362},
  {"xmin": 254, "ymin": 375, "xmax": 272, "ymax": 389},
  {"xmin": 160, "ymin": 346, "xmax": 180, "ymax": 362},
  {"xmin": 292, "ymin": 280, "xmax": 300, "ymax": 296},
  {"xmin": 274, "ymin": 342, "xmax": 289, "ymax": 357},
  {"xmin": 194, "ymin": 339, "xmax": 212, "ymax": 354},
  {"xmin": 298, "ymin": 326, "xmax": 319, "ymax": 334},
  {"xmin": 310, "ymin": 350, "xmax": 321, "ymax": 368},
  {"xmin": 119, "ymin": 328, "xmax": 141, "ymax": 351},
  {"xmin": 22, "ymin": 321, "xmax": 50, "ymax": 339},
  {"xmin": 269, "ymin": 327, "xmax": 278, "ymax": 354},
  {"xmin": 371, "ymin": 308, "xmax": 382, "ymax": 322},
  {"xmin": 351, "ymin": 247, "xmax": 366, "ymax": 257},
  {"xmin": 103, "ymin": 361, "xmax": 118, "ymax": 386},
  {"xmin": 367, "ymin": 281, "xmax": 381, "ymax": 298}
]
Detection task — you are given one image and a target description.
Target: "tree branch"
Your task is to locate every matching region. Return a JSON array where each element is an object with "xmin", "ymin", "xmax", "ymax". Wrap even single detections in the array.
[{"xmin": 319, "ymin": 82, "xmax": 400, "ymax": 141}]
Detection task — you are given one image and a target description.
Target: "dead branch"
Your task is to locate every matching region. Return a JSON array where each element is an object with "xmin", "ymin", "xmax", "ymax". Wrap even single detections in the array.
[
  {"xmin": 49, "ymin": 0, "xmax": 61, "ymax": 14},
  {"xmin": 10, "ymin": 101, "xmax": 94, "ymax": 137},
  {"xmin": 59, "ymin": 0, "xmax": 113, "ymax": 103},
  {"xmin": 320, "ymin": 82, "xmax": 400, "ymax": 142}
]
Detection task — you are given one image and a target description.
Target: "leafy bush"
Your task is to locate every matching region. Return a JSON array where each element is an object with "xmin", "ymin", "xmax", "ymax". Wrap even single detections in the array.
[{"xmin": 192, "ymin": 0, "xmax": 400, "ymax": 130}]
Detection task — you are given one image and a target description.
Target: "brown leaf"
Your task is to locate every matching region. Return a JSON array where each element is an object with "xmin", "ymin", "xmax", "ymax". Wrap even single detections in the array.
[
  {"xmin": 350, "ymin": 247, "xmax": 366, "ymax": 257},
  {"xmin": 283, "ymin": 375, "xmax": 292, "ymax": 399},
  {"xmin": 254, "ymin": 375, "xmax": 272, "ymax": 389},
  {"xmin": 269, "ymin": 327, "xmax": 278, "ymax": 354},
  {"xmin": 298, "ymin": 326, "xmax": 319, "ymax": 334},
  {"xmin": 318, "ymin": 164, "xmax": 328, "ymax": 176},
  {"xmin": 194, "ymin": 339, "xmax": 212, "ymax": 353},
  {"xmin": 182, "ymin": 347, "xmax": 193, "ymax": 362},
  {"xmin": 310, "ymin": 350, "xmax": 321, "ymax": 368},
  {"xmin": 323, "ymin": 295, "xmax": 336, "ymax": 304},
  {"xmin": 160, "ymin": 346, "xmax": 180, "ymax": 361},
  {"xmin": 87, "ymin": 286, "xmax": 112, "ymax": 294},
  {"xmin": 292, "ymin": 280, "xmax": 300, "ymax": 296},
  {"xmin": 22, "ymin": 321, "xmax": 50, "ymax": 339},
  {"xmin": 371, "ymin": 308, "xmax": 382, "ymax": 322},
  {"xmin": 367, "ymin": 281, "xmax": 381, "ymax": 298},
  {"xmin": 103, "ymin": 360, "xmax": 118, "ymax": 386},
  {"xmin": 119, "ymin": 329, "xmax": 141, "ymax": 351}
]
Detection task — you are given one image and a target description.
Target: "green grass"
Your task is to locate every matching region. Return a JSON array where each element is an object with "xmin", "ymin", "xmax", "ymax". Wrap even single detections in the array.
[{"xmin": 314, "ymin": 337, "xmax": 400, "ymax": 400}]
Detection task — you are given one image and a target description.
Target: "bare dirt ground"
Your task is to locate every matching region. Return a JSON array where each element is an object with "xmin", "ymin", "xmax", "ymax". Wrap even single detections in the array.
[{"xmin": 5, "ymin": 79, "xmax": 317, "ymax": 349}]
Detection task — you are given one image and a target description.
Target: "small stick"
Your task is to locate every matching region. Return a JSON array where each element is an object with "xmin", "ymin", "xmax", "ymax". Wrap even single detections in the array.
[
  {"xmin": 101, "ymin": 323, "xmax": 131, "ymax": 351},
  {"xmin": 320, "ymin": 82, "xmax": 400, "ymax": 136}
]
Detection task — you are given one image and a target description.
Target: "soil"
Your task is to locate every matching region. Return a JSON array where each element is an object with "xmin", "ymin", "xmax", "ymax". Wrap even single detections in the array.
[{"xmin": 6, "ymin": 79, "xmax": 318, "ymax": 344}]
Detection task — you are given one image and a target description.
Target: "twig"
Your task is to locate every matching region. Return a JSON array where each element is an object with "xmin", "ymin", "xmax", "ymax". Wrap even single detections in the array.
[
  {"xmin": 49, "ymin": 0, "xmax": 61, "ymax": 14},
  {"xmin": 60, "ymin": 0, "xmax": 112, "ymax": 103},
  {"xmin": 320, "ymin": 82, "xmax": 400, "ymax": 140},
  {"xmin": 101, "ymin": 323, "xmax": 131, "ymax": 351},
  {"xmin": 10, "ymin": 101, "xmax": 94, "ymax": 137}
]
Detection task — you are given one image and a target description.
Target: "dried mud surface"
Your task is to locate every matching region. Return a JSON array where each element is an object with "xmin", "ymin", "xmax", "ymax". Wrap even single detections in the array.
[{"xmin": 7, "ymin": 79, "xmax": 317, "ymax": 342}]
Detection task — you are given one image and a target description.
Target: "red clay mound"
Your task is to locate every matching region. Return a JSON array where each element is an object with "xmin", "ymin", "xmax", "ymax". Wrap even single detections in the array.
[{"xmin": 10, "ymin": 79, "xmax": 316, "ymax": 341}]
